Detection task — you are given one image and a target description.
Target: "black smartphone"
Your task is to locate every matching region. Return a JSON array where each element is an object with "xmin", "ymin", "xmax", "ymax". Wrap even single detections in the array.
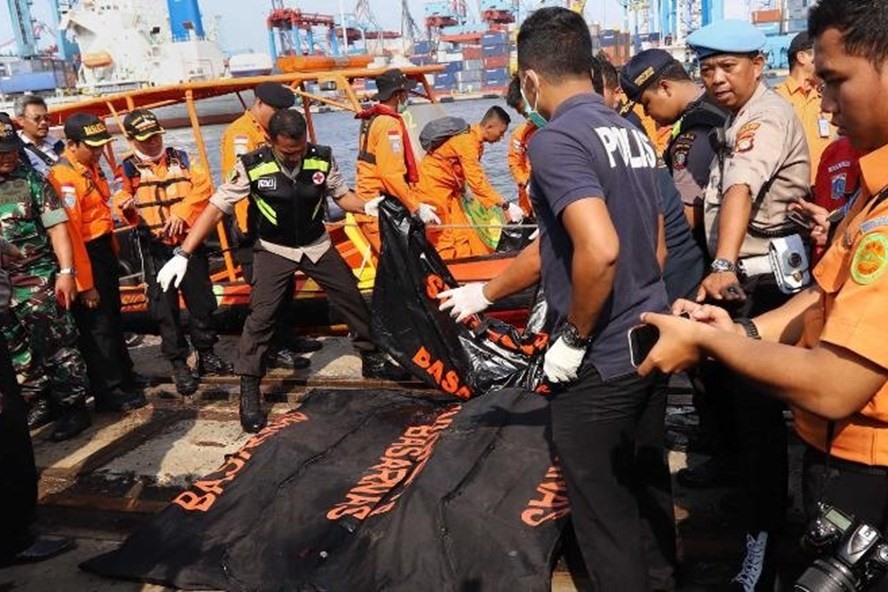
[
  {"xmin": 787, "ymin": 210, "xmax": 815, "ymax": 230},
  {"xmin": 628, "ymin": 324, "xmax": 660, "ymax": 368}
]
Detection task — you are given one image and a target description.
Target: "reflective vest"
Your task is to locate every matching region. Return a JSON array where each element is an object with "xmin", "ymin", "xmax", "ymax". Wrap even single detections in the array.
[
  {"xmin": 241, "ymin": 144, "xmax": 332, "ymax": 248},
  {"xmin": 119, "ymin": 148, "xmax": 203, "ymax": 241}
]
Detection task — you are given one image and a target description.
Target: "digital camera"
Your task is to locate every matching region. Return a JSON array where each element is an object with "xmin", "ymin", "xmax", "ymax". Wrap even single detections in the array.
[{"xmin": 794, "ymin": 503, "xmax": 888, "ymax": 592}]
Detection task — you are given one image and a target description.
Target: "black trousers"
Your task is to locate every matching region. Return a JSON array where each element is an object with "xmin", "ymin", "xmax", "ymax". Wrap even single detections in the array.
[
  {"xmin": 72, "ymin": 233, "xmax": 135, "ymax": 398},
  {"xmin": 0, "ymin": 329, "xmax": 38, "ymax": 562},
  {"xmin": 236, "ymin": 246, "xmax": 375, "ymax": 378},
  {"xmin": 801, "ymin": 446, "xmax": 888, "ymax": 591},
  {"xmin": 548, "ymin": 367, "xmax": 676, "ymax": 591},
  {"xmin": 715, "ymin": 274, "xmax": 792, "ymax": 533},
  {"xmin": 144, "ymin": 240, "xmax": 217, "ymax": 361}
]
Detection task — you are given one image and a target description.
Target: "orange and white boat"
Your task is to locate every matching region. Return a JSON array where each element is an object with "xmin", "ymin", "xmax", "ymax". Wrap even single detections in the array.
[{"xmin": 46, "ymin": 65, "xmax": 534, "ymax": 331}]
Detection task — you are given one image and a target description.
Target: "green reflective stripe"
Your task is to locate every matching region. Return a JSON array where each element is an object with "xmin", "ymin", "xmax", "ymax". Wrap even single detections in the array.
[
  {"xmin": 247, "ymin": 161, "xmax": 280, "ymax": 180},
  {"xmin": 252, "ymin": 194, "xmax": 278, "ymax": 225},
  {"xmin": 302, "ymin": 158, "xmax": 330, "ymax": 172}
]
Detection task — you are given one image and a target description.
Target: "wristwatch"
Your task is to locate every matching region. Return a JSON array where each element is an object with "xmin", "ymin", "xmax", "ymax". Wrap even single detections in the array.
[
  {"xmin": 710, "ymin": 258, "xmax": 737, "ymax": 274},
  {"xmin": 58, "ymin": 267, "xmax": 75, "ymax": 276},
  {"xmin": 173, "ymin": 246, "xmax": 191, "ymax": 260},
  {"xmin": 735, "ymin": 317, "xmax": 762, "ymax": 340},
  {"xmin": 560, "ymin": 321, "xmax": 593, "ymax": 349}
]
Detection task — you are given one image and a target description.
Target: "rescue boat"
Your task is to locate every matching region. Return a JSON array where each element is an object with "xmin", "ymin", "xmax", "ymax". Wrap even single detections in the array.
[{"xmin": 46, "ymin": 66, "xmax": 534, "ymax": 331}]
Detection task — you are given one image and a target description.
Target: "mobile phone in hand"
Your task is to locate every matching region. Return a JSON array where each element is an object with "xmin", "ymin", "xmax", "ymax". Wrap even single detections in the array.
[
  {"xmin": 787, "ymin": 210, "xmax": 815, "ymax": 230},
  {"xmin": 628, "ymin": 324, "xmax": 660, "ymax": 368}
]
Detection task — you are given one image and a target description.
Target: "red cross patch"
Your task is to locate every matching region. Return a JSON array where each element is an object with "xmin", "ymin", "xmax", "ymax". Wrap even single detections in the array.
[{"xmin": 312, "ymin": 171, "xmax": 326, "ymax": 185}]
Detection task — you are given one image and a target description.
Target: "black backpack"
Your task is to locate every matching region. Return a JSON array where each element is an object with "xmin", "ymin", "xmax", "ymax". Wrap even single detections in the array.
[{"xmin": 419, "ymin": 116, "xmax": 470, "ymax": 153}]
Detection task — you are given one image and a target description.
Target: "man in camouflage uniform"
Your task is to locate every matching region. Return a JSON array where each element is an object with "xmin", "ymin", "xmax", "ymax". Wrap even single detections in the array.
[{"xmin": 0, "ymin": 113, "xmax": 91, "ymax": 442}]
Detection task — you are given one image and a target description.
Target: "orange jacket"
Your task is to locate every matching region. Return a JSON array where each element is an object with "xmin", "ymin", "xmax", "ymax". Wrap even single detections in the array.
[
  {"xmin": 356, "ymin": 113, "xmax": 420, "ymax": 213},
  {"xmin": 507, "ymin": 122, "xmax": 537, "ymax": 216},
  {"xmin": 774, "ymin": 76, "xmax": 835, "ymax": 184},
  {"xmin": 416, "ymin": 124, "xmax": 504, "ymax": 216},
  {"xmin": 114, "ymin": 148, "xmax": 212, "ymax": 245},
  {"xmin": 416, "ymin": 125, "xmax": 504, "ymax": 258},
  {"xmin": 221, "ymin": 110, "xmax": 269, "ymax": 232},
  {"xmin": 47, "ymin": 148, "xmax": 114, "ymax": 292}
]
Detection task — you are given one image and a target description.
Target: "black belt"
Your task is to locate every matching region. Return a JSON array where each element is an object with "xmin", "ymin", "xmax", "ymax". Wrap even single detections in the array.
[{"xmin": 806, "ymin": 444, "xmax": 888, "ymax": 476}]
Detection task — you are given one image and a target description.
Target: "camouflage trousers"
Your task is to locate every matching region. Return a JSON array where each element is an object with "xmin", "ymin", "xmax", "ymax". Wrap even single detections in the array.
[{"xmin": 0, "ymin": 267, "xmax": 88, "ymax": 407}]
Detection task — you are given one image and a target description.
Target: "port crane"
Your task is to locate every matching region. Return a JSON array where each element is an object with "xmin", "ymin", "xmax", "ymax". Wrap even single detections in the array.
[{"xmin": 6, "ymin": 0, "xmax": 78, "ymax": 59}]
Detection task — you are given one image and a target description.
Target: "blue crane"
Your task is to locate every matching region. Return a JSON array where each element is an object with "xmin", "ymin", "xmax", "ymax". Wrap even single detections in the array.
[{"xmin": 7, "ymin": 0, "xmax": 78, "ymax": 60}]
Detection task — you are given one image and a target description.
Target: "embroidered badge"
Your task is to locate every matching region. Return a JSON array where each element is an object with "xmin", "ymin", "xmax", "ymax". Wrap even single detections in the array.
[
  {"xmin": 61, "ymin": 185, "xmax": 76, "ymax": 208},
  {"xmin": 312, "ymin": 171, "xmax": 326, "ymax": 185},
  {"xmin": 257, "ymin": 178, "xmax": 276, "ymax": 190},
  {"xmin": 387, "ymin": 130, "xmax": 402, "ymax": 154},
  {"xmin": 734, "ymin": 123, "xmax": 760, "ymax": 153},
  {"xmin": 851, "ymin": 233, "xmax": 888, "ymax": 284},
  {"xmin": 831, "ymin": 173, "xmax": 847, "ymax": 201}
]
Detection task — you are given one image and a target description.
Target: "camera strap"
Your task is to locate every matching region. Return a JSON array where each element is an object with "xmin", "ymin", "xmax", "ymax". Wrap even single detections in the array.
[{"xmin": 818, "ymin": 420, "xmax": 837, "ymax": 503}]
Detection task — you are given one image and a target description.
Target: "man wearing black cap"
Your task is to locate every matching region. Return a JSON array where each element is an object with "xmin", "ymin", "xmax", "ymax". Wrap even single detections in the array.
[
  {"xmin": 115, "ymin": 109, "xmax": 233, "ymax": 396},
  {"xmin": 621, "ymin": 49, "xmax": 728, "ymax": 246},
  {"xmin": 158, "ymin": 109, "xmax": 411, "ymax": 433},
  {"xmin": 0, "ymin": 113, "xmax": 93, "ymax": 441},
  {"xmin": 774, "ymin": 31, "xmax": 835, "ymax": 184},
  {"xmin": 220, "ymin": 81, "xmax": 319, "ymax": 371},
  {"xmin": 48, "ymin": 113, "xmax": 148, "ymax": 418},
  {"xmin": 354, "ymin": 68, "xmax": 440, "ymax": 255}
]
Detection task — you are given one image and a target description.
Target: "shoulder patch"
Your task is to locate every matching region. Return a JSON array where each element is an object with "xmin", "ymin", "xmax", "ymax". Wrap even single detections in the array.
[
  {"xmin": 851, "ymin": 233, "xmax": 888, "ymax": 285},
  {"xmin": 387, "ymin": 129, "xmax": 402, "ymax": 154},
  {"xmin": 734, "ymin": 122, "xmax": 760, "ymax": 154},
  {"xmin": 671, "ymin": 133, "xmax": 695, "ymax": 170},
  {"xmin": 60, "ymin": 184, "xmax": 77, "ymax": 208}
]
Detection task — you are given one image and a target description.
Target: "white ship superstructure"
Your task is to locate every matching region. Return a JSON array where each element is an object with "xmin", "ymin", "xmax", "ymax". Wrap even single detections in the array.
[{"xmin": 59, "ymin": 0, "xmax": 227, "ymax": 92}]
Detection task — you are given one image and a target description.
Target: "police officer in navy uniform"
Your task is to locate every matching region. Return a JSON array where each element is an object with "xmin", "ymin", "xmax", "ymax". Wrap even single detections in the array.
[
  {"xmin": 687, "ymin": 20, "xmax": 811, "ymax": 590},
  {"xmin": 158, "ymin": 109, "xmax": 410, "ymax": 433},
  {"xmin": 440, "ymin": 8, "xmax": 676, "ymax": 589},
  {"xmin": 620, "ymin": 49, "xmax": 728, "ymax": 249}
]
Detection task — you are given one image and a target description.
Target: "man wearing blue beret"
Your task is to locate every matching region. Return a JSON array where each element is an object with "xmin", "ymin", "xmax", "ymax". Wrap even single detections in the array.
[{"xmin": 686, "ymin": 18, "xmax": 812, "ymax": 591}]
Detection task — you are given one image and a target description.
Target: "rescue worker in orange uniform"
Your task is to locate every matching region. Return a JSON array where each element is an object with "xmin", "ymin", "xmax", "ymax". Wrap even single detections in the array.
[
  {"xmin": 115, "ymin": 109, "xmax": 233, "ymax": 396},
  {"xmin": 47, "ymin": 113, "xmax": 147, "ymax": 413},
  {"xmin": 221, "ymin": 81, "xmax": 319, "ymax": 369},
  {"xmin": 355, "ymin": 68, "xmax": 441, "ymax": 254},
  {"xmin": 505, "ymin": 76, "xmax": 537, "ymax": 219},
  {"xmin": 774, "ymin": 32, "xmax": 836, "ymax": 184},
  {"xmin": 640, "ymin": 3, "xmax": 888, "ymax": 585},
  {"xmin": 416, "ymin": 106, "xmax": 523, "ymax": 259}
]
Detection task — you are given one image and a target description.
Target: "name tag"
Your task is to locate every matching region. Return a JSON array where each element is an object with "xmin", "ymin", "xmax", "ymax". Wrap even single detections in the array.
[{"xmin": 818, "ymin": 117, "xmax": 831, "ymax": 138}]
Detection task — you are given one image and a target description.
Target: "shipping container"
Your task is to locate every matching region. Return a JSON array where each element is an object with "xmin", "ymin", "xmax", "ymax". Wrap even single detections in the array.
[
  {"xmin": 414, "ymin": 41, "xmax": 433, "ymax": 55},
  {"xmin": 445, "ymin": 61, "xmax": 463, "ymax": 74},
  {"xmin": 438, "ymin": 52, "xmax": 464, "ymax": 63},
  {"xmin": 455, "ymin": 70, "xmax": 482, "ymax": 83},
  {"xmin": 464, "ymin": 59, "xmax": 484, "ymax": 71},
  {"xmin": 482, "ymin": 55, "xmax": 509, "ymax": 69},
  {"xmin": 482, "ymin": 43, "xmax": 510, "ymax": 57},
  {"xmin": 752, "ymin": 8, "xmax": 782, "ymax": 23},
  {"xmin": 481, "ymin": 31, "xmax": 508, "ymax": 44},
  {"xmin": 0, "ymin": 71, "xmax": 59, "ymax": 94},
  {"xmin": 463, "ymin": 45, "xmax": 483, "ymax": 60}
]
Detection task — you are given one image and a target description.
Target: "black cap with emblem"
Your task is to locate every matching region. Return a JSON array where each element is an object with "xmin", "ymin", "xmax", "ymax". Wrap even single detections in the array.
[
  {"xmin": 0, "ymin": 112, "xmax": 22, "ymax": 153},
  {"xmin": 255, "ymin": 82, "xmax": 295, "ymax": 110},
  {"xmin": 620, "ymin": 49, "xmax": 681, "ymax": 104},
  {"xmin": 64, "ymin": 112, "xmax": 114, "ymax": 147}
]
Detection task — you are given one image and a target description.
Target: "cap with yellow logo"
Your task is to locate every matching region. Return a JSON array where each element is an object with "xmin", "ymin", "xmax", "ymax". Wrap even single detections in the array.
[{"xmin": 64, "ymin": 112, "xmax": 113, "ymax": 147}]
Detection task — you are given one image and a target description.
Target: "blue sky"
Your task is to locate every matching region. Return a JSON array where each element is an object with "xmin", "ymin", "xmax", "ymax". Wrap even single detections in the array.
[{"xmin": 1, "ymin": 0, "xmax": 634, "ymax": 56}]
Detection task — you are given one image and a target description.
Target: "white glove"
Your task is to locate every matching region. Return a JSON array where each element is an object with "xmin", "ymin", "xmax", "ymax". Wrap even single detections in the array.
[
  {"xmin": 364, "ymin": 196, "xmax": 385, "ymax": 217},
  {"xmin": 505, "ymin": 202, "xmax": 525, "ymax": 224},
  {"xmin": 436, "ymin": 282, "xmax": 493, "ymax": 323},
  {"xmin": 416, "ymin": 202, "xmax": 441, "ymax": 225},
  {"xmin": 543, "ymin": 336, "xmax": 587, "ymax": 383},
  {"xmin": 157, "ymin": 254, "xmax": 189, "ymax": 291}
]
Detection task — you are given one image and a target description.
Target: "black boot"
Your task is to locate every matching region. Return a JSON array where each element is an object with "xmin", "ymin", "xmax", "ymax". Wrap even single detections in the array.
[
  {"xmin": 239, "ymin": 376, "xmax": 266, "ymax": 433},
  {"xmin": 361, "ymin": 351, "xmax": 412, "ymax": 382},
  {"xmin": 197, "ymin": 351, "xmax": 234, "ymax": 376},
  {"xmin": 94, "ymin": 388, "xmax": 149, "ymax": 413},
  {"xmin": 49, "ymin": 403, "xmax": 91, "ymax": 442},
  {"xmin": 172, "ymin": 359, "xmax": 199, "ymax": 396},
  {"xmin": 292, "ymin": 336, "xmax": 323, "ymax": 353},
  {"xmin": 266, "ymin": 347, "xmax": 310, "ymax": 370},
  {"xmin": 27, "ymin": 399, "xmax": 56, "ymax": 430}
]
